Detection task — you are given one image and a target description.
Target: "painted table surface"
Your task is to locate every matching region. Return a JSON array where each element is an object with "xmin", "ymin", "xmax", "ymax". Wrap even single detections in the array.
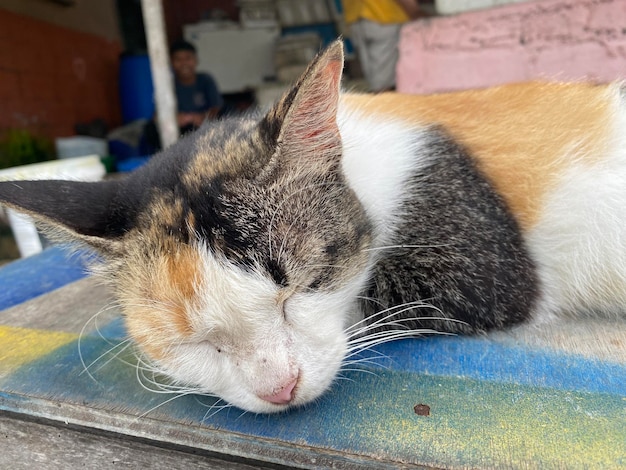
[{"xmin": 0, "ymin": 247, "xmax": 625, "ymax": 469}]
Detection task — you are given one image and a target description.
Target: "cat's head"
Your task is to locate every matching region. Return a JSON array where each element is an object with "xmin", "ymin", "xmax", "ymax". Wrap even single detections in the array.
[{"xmin": 0, "ymin": 41, "xmax": 374, "ymax": 413}]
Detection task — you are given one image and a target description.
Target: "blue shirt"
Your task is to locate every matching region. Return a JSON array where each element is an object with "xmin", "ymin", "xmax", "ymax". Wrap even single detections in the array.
[{"xmin": 175, "ymin": 73, "xmax": 223, "ymax": 113}]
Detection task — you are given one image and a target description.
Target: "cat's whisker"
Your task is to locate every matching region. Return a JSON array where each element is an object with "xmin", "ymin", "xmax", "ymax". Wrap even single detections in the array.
[
  {"xmin": 347, "ymin": 329, "xmax": 455, "ymax": 352},
  {"xmin": 338, "ymin": 367, "xmax": 381, "ymax": 377},
  {"xmin": 134, "ymin": 352, "xmax": 165, "ymax": 381},
  {"xmin": 78, "ymin": 301, "xmax": 128, "ymax": 383},
  {"xmin": 80, "ymin": 340, "xmax": 133, "ymax": 377},
  {"xmin": 343, "ymin": 339, "xmax": 402, "ymax": 361},
  {"xmin": 348, "ymin": 326, "xmax": 449, "ymax": 344},
  {"xmin": 355, "ymin": 295, "xmax": 386, "ymax": 309},
  {"xmin": 135, "ymin": 350, "xmax": 172, "ymax": 375},
  {"xmin": 349, "ymin": 328, "xmax": 441, "ymax": 346},
  {"xmin": 140, "ymin": 375, "xmax": 198, "ymax": 395},
  {"xmin": 348, "ymin": 318, "xmax": 414, "ymax": 337},
  {"xmin": 345, "ymin": 301, "xmax": 442, "ymax": 338},
  {"xmin": 136, "ymin": 391, "xmax": 196, "ymax": 420},
  {"xmin": 348, "ymin": 344, "xmax": 391, "ymax": 357},
  {"xmin": 201, "ymin": 400, "xmax": 233, "ymax": 422},
  {"xmin": 344, "ymin": 299, "xmax": 434, "ymax": 333},
  {"xmin": 342, "ymin": 354, "xmax": 390, "ymax": 367},
  {"xmin": 342, "ymin": 332, "xmax": 407, "ymax": 361},
  {"xmin": 235, "ymin": 409, "xmax": 250, "ymax": 421},
  {"xmin": 340, "ymin": 360, "xmax": 389, "ymax": 375},
  {"xmin": 130, "ymin": 337, "xmax": 215, "ymax": 400},
  {"xmin": 334, "ymin": 374, "xmax": 356, "ymax": 383},
  {"xmin": 113, "ymin": 348, "xmax": 164, "ymax": 374},
  {"xmin": 135, "ymin": 359, "xmax": 201, "ymax": 396},
  {"xmin": 346, "ymin": 314, "xmax": 465, "ymax": 340},
  {"xmin": 132, "ymin": 365, "xmax": 199, "ymax": 418}
]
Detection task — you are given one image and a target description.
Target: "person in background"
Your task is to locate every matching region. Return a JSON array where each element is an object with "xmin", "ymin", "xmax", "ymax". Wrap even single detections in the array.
[
  {"xmin": 343, "ymin": 0, "xmax": 421, "ymax": 92},
  {"xmin": 169, "ymin": 39, "xmax": 223, "ymax": 134},
  {"xmin": 142, "ymin": 40, "xmax": 223, "ymax": 153}
]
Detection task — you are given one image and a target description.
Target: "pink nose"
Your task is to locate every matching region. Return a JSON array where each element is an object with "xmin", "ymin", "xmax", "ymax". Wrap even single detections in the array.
[{"xmin": 259, "ymin": 377, "xmax": 298, "ymax": 405}]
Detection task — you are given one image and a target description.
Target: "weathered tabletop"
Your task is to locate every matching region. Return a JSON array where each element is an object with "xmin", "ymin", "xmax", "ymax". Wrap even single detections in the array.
[{"xmin": 1, "ymin": 247, "xmax": 625, "ymax": 469}]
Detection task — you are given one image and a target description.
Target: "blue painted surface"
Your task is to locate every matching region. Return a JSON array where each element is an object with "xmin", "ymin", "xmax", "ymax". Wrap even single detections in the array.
[
  {"xmin": 1, "ymin": 325, "xmax": 624, "ymax": 468},
  {"xmin": 370, "ymin": 336, "xmax": 626, "ymax": 395},
  {"xmin": 0, "ymin": 246, "xmax": 91, "ymax": 310}
]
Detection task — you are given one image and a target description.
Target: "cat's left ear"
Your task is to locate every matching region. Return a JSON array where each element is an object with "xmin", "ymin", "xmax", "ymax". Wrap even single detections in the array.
[
  {"xmin": 262, "ymin": 39, "xmax": 344, "ymax": 164},
  {"xmin": 0, "ymin": 179, "xmax": 130, "ymax": 255}
]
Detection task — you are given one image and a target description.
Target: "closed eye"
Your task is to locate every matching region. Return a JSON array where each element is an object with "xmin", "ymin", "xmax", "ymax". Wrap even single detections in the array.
[
  {"xmin": 277, "ymin": 289, "xmax": 294, "ymax": 321},
  {"xmin": 266, "ymin": 258, "xmax": 288, "ymax": 287}
]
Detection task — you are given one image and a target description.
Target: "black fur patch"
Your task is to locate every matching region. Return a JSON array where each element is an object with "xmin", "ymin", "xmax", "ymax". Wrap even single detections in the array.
[{"xmin": 361, "ymin": 129, "xmax": 539, "ymax": 334}]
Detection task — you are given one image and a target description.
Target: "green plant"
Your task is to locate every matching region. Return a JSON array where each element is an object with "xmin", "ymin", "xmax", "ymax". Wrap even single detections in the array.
[{"xmin": 0, "ymin": 129, "xmax": 56, "ymax": 170}]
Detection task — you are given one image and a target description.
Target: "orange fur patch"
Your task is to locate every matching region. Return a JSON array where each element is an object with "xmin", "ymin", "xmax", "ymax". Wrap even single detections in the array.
[
  {"xmin": 342, "ymin": 82, "xmax": 614, "ymax": 230},
  {"xmin": 122, "ymin": 243, "xmax": 202, "ymax": 361}
]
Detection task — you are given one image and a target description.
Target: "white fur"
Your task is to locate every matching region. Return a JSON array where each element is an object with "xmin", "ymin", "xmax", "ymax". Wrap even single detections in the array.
[
  {"xmin": 527, "ymin": 84, "xmax": 626, "ymax": 322},
  {"xmin": 337, "ymin": 102, "xmax": 434, "ymax": 329},
  {"xmin": 338, "ymin": 100, "xmax": 430, "ymax": 246},
  {"xmin": 155, "ymin": 245, "xmax": 369, "ymax": 413}
]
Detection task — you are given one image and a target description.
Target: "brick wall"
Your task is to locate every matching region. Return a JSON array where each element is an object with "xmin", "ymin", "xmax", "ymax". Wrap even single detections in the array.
[
  {"xmin": 0, "ymin": 8, "xmax": 122, "ymax": 139},
  {"xmin": 397, "ymin": 0, "xmax": 626, "ymax": 94}
]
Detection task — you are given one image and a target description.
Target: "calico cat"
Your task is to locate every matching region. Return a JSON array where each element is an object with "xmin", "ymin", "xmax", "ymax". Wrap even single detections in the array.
[{"xmin": 2, "ymin": 40, "xmax": 626, "ymax": 413}]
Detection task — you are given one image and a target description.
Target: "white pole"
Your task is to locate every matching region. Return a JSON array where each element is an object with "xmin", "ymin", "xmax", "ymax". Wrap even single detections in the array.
[{"xmin": 140, "ymin": 0, "xmax": 178, "ymax": 148}]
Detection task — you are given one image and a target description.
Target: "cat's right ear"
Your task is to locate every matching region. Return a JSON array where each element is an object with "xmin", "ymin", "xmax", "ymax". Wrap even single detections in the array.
[
  {"xmin": 0, "ymin": 179, "xmax": 131, "ymax": 255},
  {"xmin": 261, "ymin": 39, "xmax": 344, "ymax": 165}
]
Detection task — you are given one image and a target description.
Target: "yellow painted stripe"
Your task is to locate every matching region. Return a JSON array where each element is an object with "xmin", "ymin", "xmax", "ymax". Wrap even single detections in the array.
[{"xmin": 0, "ymin": 325, "xmax": 78, "ymax": 375}]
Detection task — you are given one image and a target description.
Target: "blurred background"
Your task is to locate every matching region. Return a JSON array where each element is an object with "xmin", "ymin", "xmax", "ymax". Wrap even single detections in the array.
[{"xmin": 1, "ymin": 0, "xmax": 625, "ymax": 264}]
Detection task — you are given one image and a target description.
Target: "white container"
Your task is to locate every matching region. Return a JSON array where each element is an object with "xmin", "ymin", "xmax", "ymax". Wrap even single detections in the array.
[
  {"xmin": 55, "ymin": 136, "xmax": 108, "ymax": 159},
  {"xmin": 0, "ymin": 155, "xmax": 106, "ymax": 257},
  {"xmin": 184, "ymin": 24, "xmax": 280, "ymax": 93}
]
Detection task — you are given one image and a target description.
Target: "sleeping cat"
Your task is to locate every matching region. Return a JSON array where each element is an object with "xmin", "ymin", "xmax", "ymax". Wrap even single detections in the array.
[{"xmin": 1, "ymin": 40, "xmax": 626, "ymax": 413}]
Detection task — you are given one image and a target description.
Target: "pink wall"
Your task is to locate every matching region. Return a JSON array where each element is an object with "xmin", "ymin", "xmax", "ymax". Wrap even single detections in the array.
[{"xmin": 397, "ymin": 0, "xmax": 626, "ymax": 94}]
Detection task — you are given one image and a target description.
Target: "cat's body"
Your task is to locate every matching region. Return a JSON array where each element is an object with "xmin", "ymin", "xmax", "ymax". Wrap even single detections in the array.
[
  {"xmin": 344, "ymin": 82, "xmax": 626, "ymax": 327},
  {"xmin": 2, "ymin": 41, "xmax": 626, "ymax": 413}
]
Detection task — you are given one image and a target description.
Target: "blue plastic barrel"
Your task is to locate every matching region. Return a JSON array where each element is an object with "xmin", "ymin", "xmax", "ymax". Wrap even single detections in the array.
[{"xmin": 119, "ymin": 53, "xmax": 155, "ymax": 123}]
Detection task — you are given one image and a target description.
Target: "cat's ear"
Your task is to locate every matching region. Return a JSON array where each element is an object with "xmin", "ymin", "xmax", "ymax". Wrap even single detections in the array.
[
  {"xmin": 261, "ymin": 39, "xmax": 344, "ymax": 164},
  {"xmin": 0, "ymin": 179, "xmax": 130, "ymax": 255}
]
